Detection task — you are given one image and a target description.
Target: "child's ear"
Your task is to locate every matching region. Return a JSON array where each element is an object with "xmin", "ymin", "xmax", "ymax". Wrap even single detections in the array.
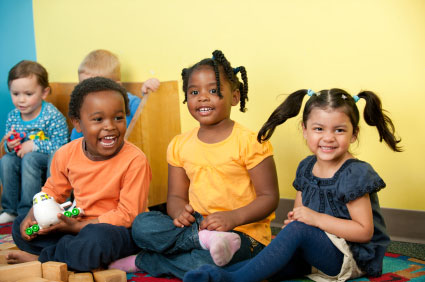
[
  {"xmin": 231, "ymin": 89, "xmax": 240, "ymax": 106},
  {"xmin": 71, "ymin": 118, "xmax": 82, "ymax": 133},
  {"xmin": 41, "ymin": 86, "xmax": 50, "ymax": 99}
]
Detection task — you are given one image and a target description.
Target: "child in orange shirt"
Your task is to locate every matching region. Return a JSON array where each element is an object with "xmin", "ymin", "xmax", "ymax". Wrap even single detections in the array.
[{"xmin": 7, "ymin": 77, "xmax": 151, "ymax": 271}]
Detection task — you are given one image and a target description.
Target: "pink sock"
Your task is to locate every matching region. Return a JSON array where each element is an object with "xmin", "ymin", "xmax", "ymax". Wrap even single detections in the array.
[
  {"xmin": 198, "ymin": 230, "xmax": 241, "ymax": 266},
  {"xmin": 108, "ymin": 255, "xmax": 141, "ymax": 273}
]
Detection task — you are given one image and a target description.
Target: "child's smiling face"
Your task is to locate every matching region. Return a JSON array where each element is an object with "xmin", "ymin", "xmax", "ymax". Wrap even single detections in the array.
[
  {"xmin": 186, "ymin": 66, "xmax": 239, "ymax": 128},
  {"xmin": 73, "ymin": 90, "xmax": 127, "ymax": 160}
]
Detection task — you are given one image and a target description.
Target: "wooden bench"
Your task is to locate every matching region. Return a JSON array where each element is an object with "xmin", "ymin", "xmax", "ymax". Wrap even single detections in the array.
[{"xmin": 1, "ymin": 81, "xmax": 181, "ymax": 207}]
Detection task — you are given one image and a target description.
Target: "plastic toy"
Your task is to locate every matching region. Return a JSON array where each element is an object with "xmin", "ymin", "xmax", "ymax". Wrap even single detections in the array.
[
  {"xmin": 29, "ymin": 130, "xmax": 49, "ymax": 140},
  {"xmin": 7, "ymin": 129, "xmax": 27, "ymax": 152},
  {"xmin": 25, "ymin": 192, "xmax": 83, "ymax": 236}
]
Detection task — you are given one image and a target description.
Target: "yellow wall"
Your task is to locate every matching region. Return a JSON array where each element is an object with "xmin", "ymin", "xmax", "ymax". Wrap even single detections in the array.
[{"xmin": 33, "ymin": 0, "xmax": 425, "ymax": 211}]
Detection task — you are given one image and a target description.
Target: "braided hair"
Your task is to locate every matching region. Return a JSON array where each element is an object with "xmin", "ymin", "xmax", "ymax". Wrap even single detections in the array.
[{"xmin": 181, "ymin": 50, "xmax": 248, "ymax": 112}]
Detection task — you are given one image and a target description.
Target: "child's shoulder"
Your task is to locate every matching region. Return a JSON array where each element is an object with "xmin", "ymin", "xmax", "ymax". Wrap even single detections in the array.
[
  {"xmin": 42, "ymin": 101, "xmax": 65, "ymax": 116},
  {"xmin": 120, "ymin": 140, "xmax": 148, "ymax": 161}
]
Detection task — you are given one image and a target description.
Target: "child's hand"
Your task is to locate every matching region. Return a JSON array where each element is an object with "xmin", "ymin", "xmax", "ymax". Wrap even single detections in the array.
[
  {"xmin": 5, "ymin": 130, "xmax": 21, "ymax": 152},
  {"xmin": 282, "ymin": 210, "xmax": 295, "ymax": 229},
  {"xmin": 141, "ymin": 78, "xmax": 160, "ymax": 95},
  {"xmin": 292, "ymin": 206, "xmax": 320, "ymax": 227},
  {"xmin": 200, "ymin": 211, "xmax": 238, "ymax": 232},
  {"xmin": 38, "ymin": 213, "xmax": 83, "ymax": 235},
  {"xmin": 16, "ymin": 140, "xmax": 34, "ymax": 158},
  {"xmin": 20, "ymin": 213, "xmax": 38, "ymax": 241},
  {"xmin": 173, "ymin": 204, "xmax": 195, "ymax": 228}
]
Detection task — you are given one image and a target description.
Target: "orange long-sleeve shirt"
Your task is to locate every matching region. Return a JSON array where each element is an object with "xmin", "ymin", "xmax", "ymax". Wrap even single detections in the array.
[{"xmin": 43, "ymin": 138, "xmax": 151, "ymax": 228}]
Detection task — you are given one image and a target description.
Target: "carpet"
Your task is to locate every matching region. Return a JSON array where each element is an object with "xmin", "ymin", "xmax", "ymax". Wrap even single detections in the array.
[{"xmin": 1, "ymin": 223, "xmax": 425, "ymax": 282}]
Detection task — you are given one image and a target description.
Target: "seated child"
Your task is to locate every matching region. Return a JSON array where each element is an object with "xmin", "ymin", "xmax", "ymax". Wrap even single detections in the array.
[
  {"xmin": 109, "ymin": 50, "xmax": 280, "ymax": 279},
  {"xmin": 0, "ymin": 60, "xmax": 68, "ymax": 223},
  {"xmin": 71, "ymin": 49, "xmax": 160, "ymax": 140},
  {"xmin": 6, "ymin": 77, "xmax": 151, "ymax": 272},
  {"xmin": 184, "ymin": 88, "xmax": 402, "ymax": 282}
]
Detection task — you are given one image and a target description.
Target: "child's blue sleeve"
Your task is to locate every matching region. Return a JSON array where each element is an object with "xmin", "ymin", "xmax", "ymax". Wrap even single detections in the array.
[
  {"xmin": 32, "ymin": 106, "xmax": 69, "ymax": 154},
  {"xmin": 126, "ymin": 92, "xmax": 141, "ymax": 127}
]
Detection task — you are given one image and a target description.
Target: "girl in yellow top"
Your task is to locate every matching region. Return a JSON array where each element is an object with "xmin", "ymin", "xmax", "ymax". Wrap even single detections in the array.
[{"xmin": 109, "ymin": 50, "xmax": 279, "ymax": 279}]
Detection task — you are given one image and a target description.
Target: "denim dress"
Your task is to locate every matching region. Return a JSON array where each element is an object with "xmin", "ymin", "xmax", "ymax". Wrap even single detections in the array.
[{"xmin": 293, "ymin": 155, "xmax": 390, "ymax": 277}]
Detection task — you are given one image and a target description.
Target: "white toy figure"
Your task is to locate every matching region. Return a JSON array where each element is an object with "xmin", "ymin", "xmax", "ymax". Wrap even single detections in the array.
[{"xmin": 25, "ymin": 192, "xmax": 83, "ymax": 235}]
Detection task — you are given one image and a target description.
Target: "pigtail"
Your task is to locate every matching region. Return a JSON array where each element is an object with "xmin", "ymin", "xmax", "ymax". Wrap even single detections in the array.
[
  {"xmin": 238, "ymin": 66, "xmax": 248, "ymax": 112},
  {"xmin": 258, "ymin": 89, "xmax": 308, "ymax": 143},
  {"xmin": 357, "ymin": 91, "xmax": 402, "ymax": 152}
]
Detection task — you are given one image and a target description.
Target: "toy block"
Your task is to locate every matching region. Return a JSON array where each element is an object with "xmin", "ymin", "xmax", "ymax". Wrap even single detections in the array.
[
  {"xmin": 16, "ymin": 277, "xmax": 50, "ymax": 282},
  {"xmin": 0, "ymin": 261, "xmax": 42, "ymax": 282},
  {"xmin": 92, "ymin": 269, "xmax": 126, "ymax": 282},
  {"xmin": 0, "ymin": 249, "xmax": 14, "ymax": 264},
  {"xmin": 42, "ymin": 261, "xmax": 68, "ymax": 282},
  {"xmin": 0, "ymin": 242, "xmax": 19, "ymax": 250},
  {"xmin": 68, "ymin": 272, "xmax": 94, "ymax": 282}
]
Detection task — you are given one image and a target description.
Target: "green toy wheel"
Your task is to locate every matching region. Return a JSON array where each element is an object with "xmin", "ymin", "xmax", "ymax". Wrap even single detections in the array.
[
  {"xmin": 25, "ymin": 228, "xmax": 33, "ymax": 236},
  {"xmin": 25, "ymin": 224, "xmax": 40, "ymax": 235},
  {"xmin": 64, "ymin": 211, "xmax": 72, "ymax": 217},
  {"xmin": 71, "ymin": 208, "xmax": 80, "ymax": 216}
]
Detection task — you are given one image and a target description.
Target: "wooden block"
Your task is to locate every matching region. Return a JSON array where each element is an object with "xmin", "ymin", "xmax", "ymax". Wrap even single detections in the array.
[
  {"xmin": 0, "ymin": 261, "xmax": 42, "ymax": 282},
  {"xmin": 0, "ymin": 250, "xmax": 13, "ymax": 264},
  {"xmin": 16, "ymin": 277, "xmax": 50, "ymax": 282},
  {"xmin": 0, "ymin": 243, "xmax": 19, "ymax": 250},
  {"xmin": 42, "ymin": 261, "xmax": 68, "ymax": 282},
  {"xmin": 68, "ymin": 272, "xmax": 94, "ymax": 282},
  {"xmin": 92, "ymin": 269, "xmax": 126, "ymax": 282}
]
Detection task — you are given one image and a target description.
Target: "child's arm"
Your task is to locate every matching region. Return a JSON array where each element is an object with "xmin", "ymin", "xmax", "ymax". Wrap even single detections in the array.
[
  {"xmin": 167, "ymin": 164, "xmax": 196, "ymax": 227},
  {"xmin": 200, "ymin": 156, "xmax": 279, "ymax": 231},
  {"xmin": 292, "ymin": 194, "xmax": 374, "ymax": 243},
  {"xmin": 283, "ymin": 191, "xmax": 303, "ymax": 228}
]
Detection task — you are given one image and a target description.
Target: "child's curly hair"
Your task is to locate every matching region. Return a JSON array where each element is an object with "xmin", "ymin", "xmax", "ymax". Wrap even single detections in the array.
[{"xmin": 68, "ymin": 76, "xmax": 129, "ymax": 120}]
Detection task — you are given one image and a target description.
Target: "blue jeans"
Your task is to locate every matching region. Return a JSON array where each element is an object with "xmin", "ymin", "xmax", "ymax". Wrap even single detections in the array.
[
  {"xmin": 12, "ymin": 214, "xmax": 140, "ymax": 271},
  {"xmin": 0, "ymin": 152, "xmax": 49, "ymax": 216},
  {"xmin": 132, "ymin": 211, "xmax": 265, "ymax": 279}
]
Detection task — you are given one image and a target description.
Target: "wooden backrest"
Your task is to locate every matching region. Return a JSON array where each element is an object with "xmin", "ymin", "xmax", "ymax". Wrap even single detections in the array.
[{"xmin": 47, "ymin": 81, "xmax": 181, "ymax": 206}]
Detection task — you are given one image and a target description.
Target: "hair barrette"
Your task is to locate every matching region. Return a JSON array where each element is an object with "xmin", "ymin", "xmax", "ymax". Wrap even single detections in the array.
[
  {"xmin": 233, "ymin": 67, "xmax": 240, "ymax": 74},
  {"xmin": 307, "ymin": 89, "xmax": 316, "ymax": 96},
  {"xmin": 341, "ymin": 94, "xmax": 347, "ymax": 100},
  {"xmin": 353, "ymin": 95, "xmax": 360, "ymax": 103}
]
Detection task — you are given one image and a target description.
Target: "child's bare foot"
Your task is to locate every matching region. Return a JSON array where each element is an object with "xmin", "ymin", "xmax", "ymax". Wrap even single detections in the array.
[{"xmin": 6, "ymin": 250, "xmax": 39, "ymax": 264}]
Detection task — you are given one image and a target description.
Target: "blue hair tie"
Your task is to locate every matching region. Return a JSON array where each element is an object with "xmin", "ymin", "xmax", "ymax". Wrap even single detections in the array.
[
  {"xmin": 212, "ymin": 55, "xmax": 215, "ymax": 60},
  {"xmin": 233, "ymin": 67, "xmax": 240, "ymax": 74},
  {"xmin": 307, "ymin": 89, "xmax": 316, "ymax": 97},
  {"xmin": 353, "ymin": 95, "xmax": 360, "ymax": 103}
]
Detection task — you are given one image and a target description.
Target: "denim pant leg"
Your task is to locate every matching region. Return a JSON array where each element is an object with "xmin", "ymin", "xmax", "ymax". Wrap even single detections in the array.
[
  {"xmin": 0, "ymin": 153, "xmax": 22, "ymax": 215},
  {"xmin": 39, "ymin": 224, "xmax": 140, "ymax": 271},
  {"xmin": 18, "ymin": 152, "xmax": 48, "ymax": 216},
  {"xmin": 46, "ymin": 151, "xmax": 56, "ymax": 178},
  {"xmin": 132, "ymin": 211, "xmax": 212, "ymax": 278},
  {"xmin": 12, "ymin": 214, "xmax": 64, "ymax": 255}
]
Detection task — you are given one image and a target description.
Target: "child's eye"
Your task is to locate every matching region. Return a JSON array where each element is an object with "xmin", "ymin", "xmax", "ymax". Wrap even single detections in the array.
[
  {"xmin": 12, "ymin": 92, "xmax": 19, "ymax": 96},
  {"xmin": 313, "ymin": 127, "xmax": 323, "ymax": 132},
  {"xmin": 190, "ymin": 90, "xmax": 199, "ymax": 95},
  {"xmin": 209, "ymin": 89, "xmax": 217, "ymax": 94},
  {"xmin": 115, "ymin": 116, "xmax": 124, "ymax": 121},
  {"xmin": 25, "ymin": 92, "xmax": 34, "ymax": 96},
  {"xmin": 93, "ymin": 117, "xmax": 102, "ymax": 122},
  {"xmin": 335, "ymin": 128, "xmax": 346, "ymax": 133}
]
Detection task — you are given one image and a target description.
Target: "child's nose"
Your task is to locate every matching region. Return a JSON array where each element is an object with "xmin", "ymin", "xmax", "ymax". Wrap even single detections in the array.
[
  {"xmin": 323, "ymin": 131, "xmax": 335, "ymax": 141},
  {"xmin": 103, "ymin": 119, "xmax": 116, "ymax": 130},
  {"xmin": 197, "ymin": 91, "xmax": 210, "ymax": 102}
]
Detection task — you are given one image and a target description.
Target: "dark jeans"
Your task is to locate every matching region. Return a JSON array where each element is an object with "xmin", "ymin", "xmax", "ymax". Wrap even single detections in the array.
[
  {"xmin": 12, "ymin": 214, "xmax": 140, "ymax": 271},
  {"xmin": 132, "ymin": 211, "xmax": 265, "ymax": 279}
]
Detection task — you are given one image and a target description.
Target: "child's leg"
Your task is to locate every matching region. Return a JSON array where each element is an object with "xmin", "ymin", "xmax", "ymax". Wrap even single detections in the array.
[
  {"xmin": 0, "ymin": 154, "xmax": 21, "ymax": 222},
  {"xmin": 12, "ymin": 214, "xmax": 63, "ymax": 255},
  {"xmin": 18, "ymin": 152, "xmax": 48, "ymax": 216},
  {"xmin": 38, "ymin": 223, "xmax": 139, "ymax": 271},
  {"xmin": 184, "ymin": 221, "xmax": 344, "ymax": 282}
]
